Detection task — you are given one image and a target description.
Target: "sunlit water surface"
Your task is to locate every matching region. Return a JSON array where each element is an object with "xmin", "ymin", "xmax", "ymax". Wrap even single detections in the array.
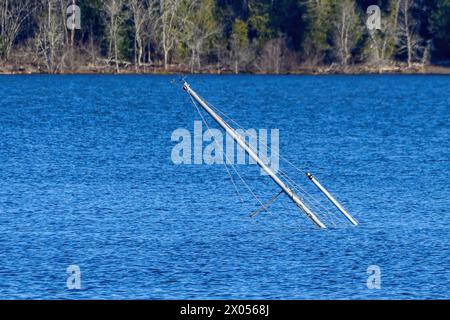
[{"xmin": 0, "ymin": 75, "xmax": 448, "ymax": 299}]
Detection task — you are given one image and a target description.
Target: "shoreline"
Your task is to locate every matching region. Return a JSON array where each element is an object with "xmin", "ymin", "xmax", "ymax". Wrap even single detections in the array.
[{"xmin": 1, "ymin": 63, "xmax": 450, "ymax": 75}]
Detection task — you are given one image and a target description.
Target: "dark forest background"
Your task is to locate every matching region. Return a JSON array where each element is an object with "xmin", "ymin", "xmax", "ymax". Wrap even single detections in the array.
[{"xmin": 1, "ymin": 0, "xmax": 450, "ymax": 73}]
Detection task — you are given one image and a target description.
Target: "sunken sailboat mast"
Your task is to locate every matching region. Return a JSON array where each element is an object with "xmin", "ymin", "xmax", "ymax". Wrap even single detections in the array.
[
  {"xmin": 182, "ymin": 81, "xmax": 326, "ymax": 229},
  {"xmin": 306, "ymin": 173, "xmax": 358, "ymax": 226}
]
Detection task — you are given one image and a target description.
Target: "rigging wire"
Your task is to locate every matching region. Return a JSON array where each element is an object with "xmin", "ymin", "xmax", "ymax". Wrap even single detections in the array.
[
  {"xmin": 193, "ymin": 93, "xmax": 334, "ymax": 224},
  {"xmin": 186, "ymin": 89, "xmax": 350, "ymax": 228},
  {"xmin": 278, "ymin": 171, "xmax": 344, "ymax": 227},
  {"xmin": 188, "ymin": 93, "xmax": 274, "ymax": 216},
  {"xmin": 204, "ymin": 99, "xmax": 351, "ymax": 226}
]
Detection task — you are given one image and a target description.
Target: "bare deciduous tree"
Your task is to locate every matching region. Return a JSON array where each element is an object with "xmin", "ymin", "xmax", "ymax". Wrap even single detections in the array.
[
  {"xmin": 159, "ymin": 0, "xmax": 182, "ymax": 70},
  {"xmin": 105, "ymin": 0, "xmax": 124, "ymax": 73},
  {"xmin": 230, "ymin": 18, "xmax": 250, "ymax": 74},
  {"xmin": 333, "ymin": 0, "xmax": 362, "ymax": 66},
  {"xmin": 129, "ymin": 0, "xmax": 146, "ymax": 68},
  {"xmin": 35, "ymin": 0, "xmax": 66, "ymax": 73},
  {"xmin": 184, "ymin": 0, "xmax": 218, "ymax": 72},
  {"xmin": 0, "ymin": 0, "xmax": 32, "ymax": 61},
  {"xmin": 366, "ymin": 2, "xmax": 400, "ymax": 69},
  {"xmin": 397, "ymin": 0, "xmax": 423, "ymax": 68},
  {"xmin": 255, "ymin": 36, "xmax": 285, "ymax": 74}
]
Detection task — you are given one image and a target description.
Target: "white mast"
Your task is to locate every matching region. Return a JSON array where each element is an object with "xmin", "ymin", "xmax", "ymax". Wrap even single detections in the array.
[
  {"xmin": 183, "ymin": 82, "xmax": 326, "ymax": 229},
  {"xmin": 306, "ymin": 173, "xmax": 358, "ymax": 226}
]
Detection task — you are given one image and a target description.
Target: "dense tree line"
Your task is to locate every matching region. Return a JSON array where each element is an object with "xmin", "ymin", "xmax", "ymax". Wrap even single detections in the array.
[{"xmin": 0, "ymin": 0, "xmax": 449, "ymax": 73}]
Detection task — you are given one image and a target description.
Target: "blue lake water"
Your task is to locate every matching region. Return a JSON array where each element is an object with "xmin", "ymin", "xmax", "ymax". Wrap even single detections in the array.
[{"xmin": 0, "ymin": 74, "xmax": 448, "ymax": 299}]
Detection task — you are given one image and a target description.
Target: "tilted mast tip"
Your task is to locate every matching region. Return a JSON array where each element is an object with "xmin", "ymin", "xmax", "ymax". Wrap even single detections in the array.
[{"xmin": 306, "ymin": 172, "xmax": 358, "ymax": 226}]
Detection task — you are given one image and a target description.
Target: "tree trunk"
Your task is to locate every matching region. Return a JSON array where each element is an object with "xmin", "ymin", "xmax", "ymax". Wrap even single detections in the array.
[
  {"xmin": 162, "ymin": 12, "xmax": 168, "ymax": 70},
  {"xmin": 114, "ymin": 36, "xmax": 119, "ymax": 73},
  {"xmin": 164, "ymin": 49, "xmax": 168, "ymax": 70},
  {"xmin": 404, "ymin": 0, "xmax": 413, "ymax": 68},
  {"xmin": 71, "ymin": 0, "xmax": 76, "ymax": 47},
  {"xmin": 137, "ymin": 38, "xmax": 143, "ymax": 66}
]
